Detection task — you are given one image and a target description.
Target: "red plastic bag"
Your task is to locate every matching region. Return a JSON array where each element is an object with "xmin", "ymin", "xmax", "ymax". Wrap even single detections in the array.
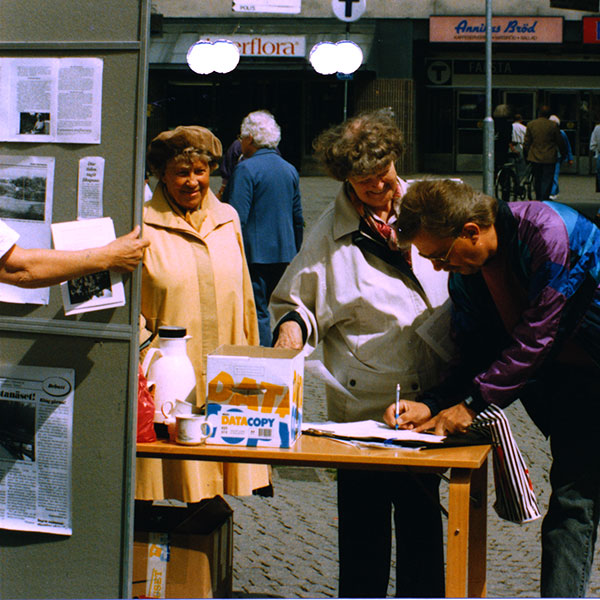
[{"xmin": 137, "ymin": 364, "xmax": 156, "ymax": 443}]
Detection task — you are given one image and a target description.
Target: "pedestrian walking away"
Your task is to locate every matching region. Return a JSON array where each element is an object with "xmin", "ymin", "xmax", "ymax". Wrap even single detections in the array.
[
  {"xmin": 548, "ymin": 114, "xmax": 573, "ymax": 199},
  {"xmin": 523, "ymin": 105, "xmax": 566, "ymax": 201},
  {"xmin": 227, "ymin": 110, "xmax": 304, "ymax": 347}
]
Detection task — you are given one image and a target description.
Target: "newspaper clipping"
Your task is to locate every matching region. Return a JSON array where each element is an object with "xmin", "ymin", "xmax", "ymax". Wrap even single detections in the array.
[
  {"xmin": 0, "ymin": 57, "xmax": 103, "ymax": 144},
  {"xmin": 0, "ymin": 364, "xmax": 75, "ymax": 535}
]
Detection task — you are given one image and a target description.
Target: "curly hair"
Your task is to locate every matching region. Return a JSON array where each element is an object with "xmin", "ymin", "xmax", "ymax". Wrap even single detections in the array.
[
  {"xmin": 240, "ymin": 110, "xmax": 281, "ymax": 148},
  {"xmin": 312, "ymin": 110, "xmax": 404, "ymax": 181},
  {"xmin": 146, "ymin": 125, "xmax": 223, "ymax": 177},
  {"xmin": 397, "ymin": 179, "xmax": 497, "ymax": 242}
]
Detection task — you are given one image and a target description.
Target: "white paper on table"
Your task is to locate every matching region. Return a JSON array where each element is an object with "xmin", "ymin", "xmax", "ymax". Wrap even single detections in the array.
[
  {"xmin": 301, "ymin": 419, "xmax": 446, "ymax": 445},
  {"xmin": 416, "ymin": 299, "xmax": 457, "ymax": 363},
  {"xmin": 51, "ymin": 217, "xmax": 125, "ymax": 315}
]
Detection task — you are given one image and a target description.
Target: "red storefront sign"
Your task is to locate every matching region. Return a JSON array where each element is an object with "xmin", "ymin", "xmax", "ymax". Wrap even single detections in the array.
[
  {"xmin": 430, "ymin": 16, "xmax": 563, "ymax": 43},
  {"xmin": 583, "ymin": 17, "xmax": 600, "ymax": 43}
]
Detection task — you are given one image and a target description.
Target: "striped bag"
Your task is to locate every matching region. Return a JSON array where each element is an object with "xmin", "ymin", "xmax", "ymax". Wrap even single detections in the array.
[{"xmin": 469, "ymin": 404, "xmax": 541, "ymax": 524}]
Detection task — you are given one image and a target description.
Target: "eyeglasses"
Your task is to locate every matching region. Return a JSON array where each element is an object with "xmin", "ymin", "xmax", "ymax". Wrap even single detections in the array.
[{"xmin": 418, "ymin": 236, "xmax": 459, "ymax": 265}]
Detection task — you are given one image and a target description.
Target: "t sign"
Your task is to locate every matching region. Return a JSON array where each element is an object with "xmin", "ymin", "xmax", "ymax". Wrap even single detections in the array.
[{"xmin": 331, "ymin": 0, "xmax": 366, "ymax": 22}]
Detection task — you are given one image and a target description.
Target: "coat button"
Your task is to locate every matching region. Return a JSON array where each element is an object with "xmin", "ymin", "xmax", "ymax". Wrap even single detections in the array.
[{"xmin": 349, "ymin": 379, "xmax": 356, "ymax": 387}]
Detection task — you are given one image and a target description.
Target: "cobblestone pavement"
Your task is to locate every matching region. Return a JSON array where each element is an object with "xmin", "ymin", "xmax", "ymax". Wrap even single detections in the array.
[{"xmin": 226, "ymin": 174, "xmax": 600, "ymax": 599}]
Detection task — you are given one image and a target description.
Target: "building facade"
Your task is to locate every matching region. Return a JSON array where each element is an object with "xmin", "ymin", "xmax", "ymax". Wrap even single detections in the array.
[{"xmin": 148, "ymin": 0, "xmax": 600, "ymax": 174}]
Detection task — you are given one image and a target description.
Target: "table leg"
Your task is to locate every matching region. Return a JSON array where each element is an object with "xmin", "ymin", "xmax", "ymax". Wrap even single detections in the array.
[
  {"xmin": 468, "ymin": 460, "xmax": 487, "ymax": 597},
  {"xmin": 446, "ymin": 468, "xmax": 471, "ymax": 598},
  {"xmin": 446, "ymin": 462, "xmax": 488, "ymax": 599}
]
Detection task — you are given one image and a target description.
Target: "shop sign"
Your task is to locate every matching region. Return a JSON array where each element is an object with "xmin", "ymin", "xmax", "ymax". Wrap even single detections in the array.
[
  {"xmin": 583, "ymin": 17, "xmax": 600, "ymax": 43},
  {"xmin": 200, "ymin": 35, "xmax": 305, "ymax": 57},
  {"xmin": 232, "ymin": 0, "xmax": 301, "ymax": 14},
  {"xmin": 429, "ymin": 16, "xmax": 563, "ymax": 43}
]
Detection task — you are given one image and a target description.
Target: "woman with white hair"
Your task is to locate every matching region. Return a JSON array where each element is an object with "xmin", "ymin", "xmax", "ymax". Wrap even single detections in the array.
[{"xmin": 226, "ymin": 110, "xmax": 304, "ymax": 346}]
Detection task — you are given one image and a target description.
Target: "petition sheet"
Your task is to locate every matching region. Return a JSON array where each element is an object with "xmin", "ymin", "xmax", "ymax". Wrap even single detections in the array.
[
  {"xmin": 0, "ymin": 155, "xmax": 54, "ymax": 304},
  {"xmin": 0, "ymin": 365, "xmax": 74, "ymax": 535}
]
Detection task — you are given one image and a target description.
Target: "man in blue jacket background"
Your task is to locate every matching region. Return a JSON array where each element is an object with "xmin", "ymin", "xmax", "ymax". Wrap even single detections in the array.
[{"xmin": 226, "ymin": 110, "xmax": 303, "ymax": 346}]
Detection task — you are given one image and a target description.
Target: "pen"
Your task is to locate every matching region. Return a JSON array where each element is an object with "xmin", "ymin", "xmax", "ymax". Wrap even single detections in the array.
[{"xmin": 395, "ymin": 383, "xmax": 401, "ymax": 430}]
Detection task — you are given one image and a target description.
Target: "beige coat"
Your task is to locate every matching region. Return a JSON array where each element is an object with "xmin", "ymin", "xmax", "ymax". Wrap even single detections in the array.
[
  {"xmin": 270, "ymin": 181, "xmax": 450, "ymax": 423},
  {"xmin": 136, "ymin": 184, "xmax": 270, "ymax": 502}
]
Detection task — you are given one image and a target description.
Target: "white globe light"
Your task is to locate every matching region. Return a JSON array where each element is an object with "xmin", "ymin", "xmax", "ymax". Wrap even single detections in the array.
[
  {"xmin": 212, "ymin": 39, "xmax": 240, "ymax": 74},
  {"xmin": 309, "ymin": 42, "xmax": 338, "ymax": 75},
  {"xmin": 186, "ymin": 41, "xmax": 215, "ymax": 75},
  {"xmin": 336, "ymin": 40, "xmax": 363, "ymax": 74}
]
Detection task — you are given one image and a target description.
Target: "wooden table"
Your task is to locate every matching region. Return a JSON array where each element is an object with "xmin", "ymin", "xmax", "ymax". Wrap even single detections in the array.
[{"xmin": 137, "ymin": 435, "xmax": 491, "ymax": 598}]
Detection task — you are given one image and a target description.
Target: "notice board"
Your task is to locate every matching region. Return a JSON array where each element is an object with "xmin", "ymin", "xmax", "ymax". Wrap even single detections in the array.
[{"xmin": 0, "ymin": 1, "xmax": 150, "ymax": 597}]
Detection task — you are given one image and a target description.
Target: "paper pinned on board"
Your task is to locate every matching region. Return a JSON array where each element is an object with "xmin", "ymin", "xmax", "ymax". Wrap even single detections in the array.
[{"xmin": 51, "ymin": 217, "xmax": 125, "ymax": 315}]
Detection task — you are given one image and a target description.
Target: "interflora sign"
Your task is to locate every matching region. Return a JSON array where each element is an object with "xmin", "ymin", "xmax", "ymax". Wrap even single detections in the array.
[
  {"xmin": 430, "ymin": 16, "xmax": 563, "ymax": 43},
  {"xmin": 201, "ymin": 35, "xmax": 305, "ymax": 57}
]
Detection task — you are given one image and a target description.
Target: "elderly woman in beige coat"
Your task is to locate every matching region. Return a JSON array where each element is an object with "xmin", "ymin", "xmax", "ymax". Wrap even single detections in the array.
[
  {"xmin": 271, "ymin": 111, "xmax": 449, "ymax": 598},
  {"xmin": 136, "ymin": 125, "xmax": 270, "ymax": 502}
]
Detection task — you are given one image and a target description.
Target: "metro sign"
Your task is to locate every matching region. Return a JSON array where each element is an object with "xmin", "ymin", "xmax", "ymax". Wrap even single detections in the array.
[{"xmin": 331, "ymin": 0, "xmax": 366, "ymax": 22}]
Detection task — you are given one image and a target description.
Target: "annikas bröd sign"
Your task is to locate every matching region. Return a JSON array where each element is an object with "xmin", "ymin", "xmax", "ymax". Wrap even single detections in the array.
[
  {"xmin": 430, "ymin": 16, "xmax": 563, "ymax": 43},
  {"xmin": 200, "ymin": 35, "xmax": 305, "ymax": 57}
]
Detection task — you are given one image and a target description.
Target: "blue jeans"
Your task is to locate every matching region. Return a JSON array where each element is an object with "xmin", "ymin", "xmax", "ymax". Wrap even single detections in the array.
[
  {"xmin": 249, "ymin": 262, "xmax": 288, "ymax": 347},
  {"xmin": 595, "ymin": 155, "xmax": 600, "ymax": 193},
  {"xmin": 524, "ymin": 364, "xmax": 600, "ymax": 597}
]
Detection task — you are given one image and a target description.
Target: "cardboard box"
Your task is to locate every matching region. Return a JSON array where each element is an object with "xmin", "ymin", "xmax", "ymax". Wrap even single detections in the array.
[
  {"xmin": 205, "ymin": 344, "xmax": 304, "ymax": 448},
  {"xmin": 132, "ymin": 496, "xmax": 233, "ymax": 599}
]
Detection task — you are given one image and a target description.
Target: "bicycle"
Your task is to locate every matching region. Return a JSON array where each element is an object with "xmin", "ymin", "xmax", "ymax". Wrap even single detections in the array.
[{"xmin": 495, "ymin": 153, "xmax": 533, "ymax": 202}]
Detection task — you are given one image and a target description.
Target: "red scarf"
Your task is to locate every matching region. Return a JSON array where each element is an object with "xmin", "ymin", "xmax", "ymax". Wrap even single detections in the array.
[{"xmin": 346, "ymin": 181, "xmax": 404, "ymax": 251}]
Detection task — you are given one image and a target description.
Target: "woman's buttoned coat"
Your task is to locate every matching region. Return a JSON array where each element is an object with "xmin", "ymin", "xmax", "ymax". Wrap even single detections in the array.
[
  {"xmin": 136, "ymin": 184, "xmax": 270, "ymax": 502},
  {"xmin": 270, "ymin": 182, "xmax": 450, "ymax": 423}
]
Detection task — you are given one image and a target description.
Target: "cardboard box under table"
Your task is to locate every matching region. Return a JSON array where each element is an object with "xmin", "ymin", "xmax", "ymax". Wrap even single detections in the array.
[
  {"xmin": 206, "ymin": 345, "xmax": 304, "ymax": 448},
  {"xmin": 132, "ymin": 496, "xmax": 233, "ymax": 599}
]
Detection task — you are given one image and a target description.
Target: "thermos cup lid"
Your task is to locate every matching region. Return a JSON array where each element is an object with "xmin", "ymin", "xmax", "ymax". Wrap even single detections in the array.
[{"xmin": 158, "ymin": 325, "xmax": 187, "ymax": 338}]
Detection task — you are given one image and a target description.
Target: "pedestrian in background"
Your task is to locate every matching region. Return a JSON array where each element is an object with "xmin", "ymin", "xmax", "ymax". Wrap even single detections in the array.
[
  {"xmin": 216, "ymin": 137, "xmax": 242, "ymax": 199},
  {"xmin": 589, "ymin": 120, "xmax": 600, "ymax": 193},
  {"xmin": 227, "ymin": 110, "xmax": 303, "ymax": 347},
  {"xmin": 548, "ymin": 115, "xmax": 573, "ymax": 200},
  {"xmin": 523, "ymin": 105, "xmax": 566, "ymax": 201},
  {"xmin": 511, "ymin": 113, "xmax": 528, "ymax": 181},
  {"xmin": 493, "ymin": 103, "xmax": 513, "ymax": 176},
  {"xmin": 271, "ymin": 110, "xmax": 448, "ymax": 598},
  {"xmin": 385, "ymin": 179, "xmax": 600, "ymax": 598}
]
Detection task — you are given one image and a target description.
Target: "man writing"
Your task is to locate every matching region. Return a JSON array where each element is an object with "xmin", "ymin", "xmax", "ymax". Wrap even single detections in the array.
[{"xmin": 384, "ymin": 179, "xmax": 600, "ymax": 597}]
